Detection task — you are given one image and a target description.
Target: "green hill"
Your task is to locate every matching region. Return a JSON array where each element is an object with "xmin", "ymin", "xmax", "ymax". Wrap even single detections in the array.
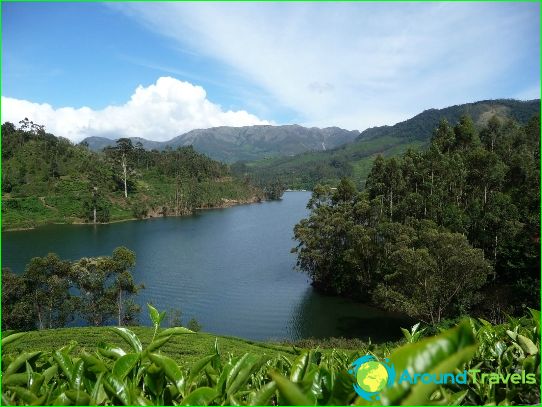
[
  {"xmin": 1, "ymin": 121, "xmax": 263, "ymax": 230},
  {"xmin": 81, "ymin": 125, "xmax": 360, "ymax": 163},
  {"xmin": 235, "ymin": 99, "xmax": 540, "ymax": 189}
]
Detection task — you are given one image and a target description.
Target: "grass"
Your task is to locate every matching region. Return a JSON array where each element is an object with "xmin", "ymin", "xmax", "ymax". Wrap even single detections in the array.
[
  {"xmin": 3, "ymin": 326, "xmax": 382, "ymax": 368},
  {"xmin": 2, "ymin": 326, "xmax": 299, "ymax": 368}
]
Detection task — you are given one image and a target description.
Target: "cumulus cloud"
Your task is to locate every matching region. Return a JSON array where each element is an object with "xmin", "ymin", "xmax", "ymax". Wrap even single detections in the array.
[{"xmin": 1, "ymin": 77, "xmax": 270, "ymax": 142}]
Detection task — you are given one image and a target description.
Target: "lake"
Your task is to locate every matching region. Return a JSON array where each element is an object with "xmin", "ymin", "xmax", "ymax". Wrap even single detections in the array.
[{"xmin": 2, "ymin": 191, "xmax": 409, "ymax": 341}]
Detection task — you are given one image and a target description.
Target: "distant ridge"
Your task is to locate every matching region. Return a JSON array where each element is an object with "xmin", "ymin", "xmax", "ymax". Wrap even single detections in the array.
[
  {"xmin": 81, "ymin": 125, "xmax": 360, "ymax": 163},
  {"xmin": 234, "ymin": 98, "xmax": 541, "ymax": 189}
]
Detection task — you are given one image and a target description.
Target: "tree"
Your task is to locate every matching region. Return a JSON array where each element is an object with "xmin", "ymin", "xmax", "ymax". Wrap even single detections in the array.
[
  {"xmin": 24, "ymin": 254, "xmax": 75, "ymax": 329},
  {"xmin": 71, "ymin": 247, "xmax": 142, "ymax": 326},
  {"xmin": 109, "ymin": 247, "xmax": 142, "ymax": 326},
  {"xmin": 1, "ymin": 268, "xmax": 36, "ymax": 330},
  {"xmin": 374, "ymin": 221, "xmax": 491, "ymax": 323},
  {"xmin": 113, "ymin": 138, "xmax": 134, "ymax": 198}
]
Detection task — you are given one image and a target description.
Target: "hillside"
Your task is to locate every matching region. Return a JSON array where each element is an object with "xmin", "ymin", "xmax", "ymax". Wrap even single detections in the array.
[
  {"xmin": 1, "ymin": 122, "xmax": 264, "ymax": 230},
  {"xmin": 235, "ymin": 99, "xmax": 540, "ymax": 189},
  {"xmin": 81, "ymin": 125, "xmax": 360, "ymax": 163},
  {"xmin": 2, "ymin": 327, "xmax": 299, "ymax": 368}
]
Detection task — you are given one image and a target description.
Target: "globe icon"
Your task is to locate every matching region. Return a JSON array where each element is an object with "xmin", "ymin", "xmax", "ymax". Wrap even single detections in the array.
[{"xmin": 356, "ymin": 361, "xmax": 389, "ymax": 393}]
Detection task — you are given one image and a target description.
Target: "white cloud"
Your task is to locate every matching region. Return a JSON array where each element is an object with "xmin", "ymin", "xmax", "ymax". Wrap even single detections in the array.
[
  {"xmin": 1, "ymin": 76, "xmax": 270, "ymax": 142},
  {"xmin": 110, "ymin": 2, "xmax": 540, "ymax": 130}
]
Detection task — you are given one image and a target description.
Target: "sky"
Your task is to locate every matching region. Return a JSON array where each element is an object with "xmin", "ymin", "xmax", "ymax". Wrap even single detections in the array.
[{"xmin": 2, "ymin": 2, "xmax": 540, "ymax": 142}]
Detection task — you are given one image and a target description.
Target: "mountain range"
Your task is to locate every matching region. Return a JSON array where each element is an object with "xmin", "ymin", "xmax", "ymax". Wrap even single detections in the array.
[
  {"xmin": 81, "ymin": 125, "xmax": 360, "ymax": 163},
  {"xmin": 81, "ymin": 98, "xmax": 540, "ymax": 189},
  {"xmin": 234, "ymin": 99, "xmax": 540, "ymax": 189}
]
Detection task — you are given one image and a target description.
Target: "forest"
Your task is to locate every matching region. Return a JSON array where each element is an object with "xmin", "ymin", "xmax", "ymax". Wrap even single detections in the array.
[
  {"xmin": 1, "ymin": 119, "xmax": 267, "ymax": 230},
  {"xmin": 293, "ymin": 114, "xmax": 540, "ymax": 324}
]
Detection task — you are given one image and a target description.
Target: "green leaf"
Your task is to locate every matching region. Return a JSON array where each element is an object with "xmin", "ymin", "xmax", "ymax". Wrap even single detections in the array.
[
  {"xmin": 290, "ymin": 351, "xmax": 312, "ymax": 382},
  {"xmin": 51, "ymin": 392, "xmax": 72, "ymax": 406},
  {"xmin": 181, "ymin": 387, "xmax": 219, "ymax": 406},
  {"xmin": 401, "ymin": 327, "xmax": 412, "ymax": 342},
  {"xmin": 53, "ymin": 350, "xmax": 75, "ymax": 382},
  {"xmin": 90, "ymin": 372, "xmax": 105, "ymax": 405},
  {"xmin": 1, "ymin": 332, "xmax": 27, "ymax": 348},
  {"xmin": 9, "ymin": 387, "xmax": 38, "ymax": 404},
  {"xmin": 269, "ymin": 371, "xmax": 313, "ymax": 406},
  {"xmin": 71, "ymin": 359, "xmax": 85, "ymax": 390},
  {"xmin": 65, "ymin": 389, "xmax": 91, "ymax": 405},
  {"xmin": 379, "ymin": 320, "xmax": 477, "ymax": 406},
  {"xmin": 250, "ymin": 381, "xmax": 277, "ymax": 405},
  {"xmin": 227, "ymin": 354, "xmax": 266, "ymax": 396},
  {"xmin": 110, "ymin": 327, "xmax": 143, "ymax": 353},
  {"xmin": 146, "ymin": 335, "xmax": 173, "ymax": 353},
  {"xmin": 447, "ymin": 390, "xmax": 468, "ymax": 405},
  {"xmin": 157, "ymin": 326, "xmax": 194, "ymax": 338},
  {"xmin": 326, "ymin": 370, "xmax": 356, "ymax": 406},
  {"xmin": 103, "ymin": 373, "xmax": 131, "ymax": 405},
  {"xmin": 402, "ymin": 345, "xmax": 477, "ymax": 405},
  {"xmin": 2, "ymin": 373, "xmax": 28, "ymax": 387},
  {"xmin": 98, "ymin": 343, "xmax": 126, "ymax": 360},
  {"xmin": 148, "ymin": 353, "xmax": 185, "ymax": 392},
  {"xmin": 113, "ymin": 353, "xmax": 140, "ymax": 380},
  {"xmin": 5, "ymin": 351, "xmax": 41, "ymax": 375},
  {"xmin": 189, "ymin": 353, "xmax": 218, "ymax": 386},
  {"xmin": 528, "ymin": 308, "xmax": 540, "ymax": 333},
  {"xmin": 517, "ymin": 334, "xmax": 538, "ymax": 355},
  {"xmin": 147, "ymin": 303, "xmax": 161, "ymax": 327},
  {"xmin": 80, "ymin": 351, "xmax": 107, "ymax": 373},
  {"xmin": 42, "ymin": 365, "xmax": 58, "ymax": 385}
]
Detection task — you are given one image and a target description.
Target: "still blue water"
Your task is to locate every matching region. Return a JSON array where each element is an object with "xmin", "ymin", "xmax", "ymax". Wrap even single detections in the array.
[{"xmin": 2, "ymin": 192, "xmax": 408, "ymax": 341}]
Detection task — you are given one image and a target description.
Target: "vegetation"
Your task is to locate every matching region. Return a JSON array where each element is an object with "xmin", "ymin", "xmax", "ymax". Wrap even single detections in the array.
[
  {"xmin": 293, "ymin": 114, "xmax": 540, "ymax": 323},
  {"xmin": 82, "ymin": 125, "xmax": 360, "ymax": 163},
  {"xmin": 2, "ymin": 306, "xmax": 539, "ymax": 405},
  {"xmin": 2, "ymin": 247, "xmax": 143, "ymax": 331},
  {"xmin": 235, "ymin": 99, "xmax": 540, "ymax": 190},
  {"xmin": 2, "ymin": 120, "xmax": 264, "ymax": 230}
]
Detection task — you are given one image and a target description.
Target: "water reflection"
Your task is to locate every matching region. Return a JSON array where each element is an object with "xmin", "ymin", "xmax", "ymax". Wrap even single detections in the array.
[
  {"xmin": 3, "ymin": 192, "xmax": 410, "ymax": 342},
  {"xmin": 289, "ymin": 287, "xmax": 411, "ymax": 341}
]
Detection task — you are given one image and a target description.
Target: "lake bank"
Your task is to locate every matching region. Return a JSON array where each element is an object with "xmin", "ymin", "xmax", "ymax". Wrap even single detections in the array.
[
  {"xmin": 2, "ymin": 194, "xmax": 264, "ymax": 231},
  {"xmin": 3, "ymin": 191, "xmax": 410, "ymax": 342}
]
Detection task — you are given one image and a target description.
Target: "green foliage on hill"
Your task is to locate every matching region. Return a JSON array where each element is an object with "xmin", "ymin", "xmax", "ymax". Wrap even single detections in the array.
[
  {"xmin": 1, "ymin": 120, "xmax": 264, "ymax": 229},
  {"xmin": 293, "ymin": 114, "xmax": 540, "ymax": 322},
  {"xmin": 235, "ymin": 99, "xmax": 540, "ymax": 189}
]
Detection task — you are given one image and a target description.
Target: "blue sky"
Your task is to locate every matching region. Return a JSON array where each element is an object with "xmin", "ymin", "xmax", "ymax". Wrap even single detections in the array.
[{"xmin": 2, "ymin": 2, "xmax": 540, "ymax": 142}]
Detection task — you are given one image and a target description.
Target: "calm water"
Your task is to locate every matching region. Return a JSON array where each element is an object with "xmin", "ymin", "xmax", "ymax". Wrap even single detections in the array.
[{"xmin": 2, "ymin": 192, "xmax": 409, "ymax": 341}]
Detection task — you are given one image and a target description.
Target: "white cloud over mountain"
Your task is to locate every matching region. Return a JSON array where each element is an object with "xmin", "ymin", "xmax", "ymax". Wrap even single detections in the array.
[{"xmin": 1, "ymin": 77, "xmax": 270, "ymax": 142}]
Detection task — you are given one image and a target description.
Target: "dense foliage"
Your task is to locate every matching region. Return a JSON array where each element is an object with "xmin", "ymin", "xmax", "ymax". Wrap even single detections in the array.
[
  {"xmin": 2, "ymin": 120, "xmax": 264, "ymax": 229},
  {"xmin": 236, "ymin": 99, "xmax": 540, "ymax": 190},
  {"xmin": 293, "ymin": 114, "xmax": 540, "ymax": 323},
  {"xmin": 2, "ymin": 307, "xmax": 539, "ymax": 405},
  {"xmin": 2, "ymin": 247, "xmax": 142, "ymax": 331}
]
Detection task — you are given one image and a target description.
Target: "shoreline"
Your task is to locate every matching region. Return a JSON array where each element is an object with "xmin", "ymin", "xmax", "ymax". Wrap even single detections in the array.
[{"xmin": 2, "ymin": 195, "xmax": 265, "ymax": 232}]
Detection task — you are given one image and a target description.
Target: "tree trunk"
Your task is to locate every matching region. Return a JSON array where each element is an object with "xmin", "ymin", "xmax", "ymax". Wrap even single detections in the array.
[
  {"xmin": 37, "ymin": 307, "xmax": 43, "ymax": 330},
  {"xmin": 118, "ymin": 289, "xmax": 122, "ymax": 326},
  {"xmin": 122, "ymin": 153, "xmax": 128, "ymax": 198}
]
